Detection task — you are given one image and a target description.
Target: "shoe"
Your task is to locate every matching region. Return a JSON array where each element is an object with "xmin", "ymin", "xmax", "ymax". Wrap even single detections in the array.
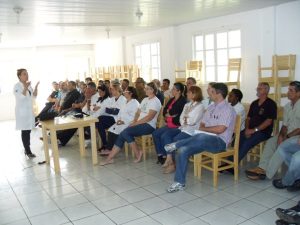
[
  {"xmin": 287, "ymin": 179, "xmax": 300, "ymax": 192},
  {"xmin": 25, "ymin": 152, "xmax": 36, "ymax": 158},
  {"xmin": 99, "ymin": 149, "xmax": 111, "ymax": 156},
  {"xmin": 247, "ymin": 174, "xmax": 266, "ymax": 180},
  {"xmin": 245, "ymin": 167, "xmax": 266, "ymax": 180},
  {"xmin": 167, "ymin": 182, "xmax": 185, "ymax": 193},
  {"xmin": 163, "ymin": 163, "xmax": 175, "ymax": 174},
  {"xmin": 273, "ymin": 179, "xmax": 287, "ymax": 189},
  {"xmin": 84, "ymin": 140, "xmax": 91, "ymax": 148},
  {"xmin": 156, "ymin": 155, "xmax": 166, "ymax": 165},
  {"xmin": 276, "ymin": 208, "xmax": 300, "ymax": 224},
  {"xmin": 97, "ymin": 146, "xmax": 105, "ymax": 153},
  {"xmin": 164, "ymin": 143, "xmax": 177, "ymax": 153},
  {"xmin": 275, "ymin": 219, "xmax": 292, "ymax": 225}
]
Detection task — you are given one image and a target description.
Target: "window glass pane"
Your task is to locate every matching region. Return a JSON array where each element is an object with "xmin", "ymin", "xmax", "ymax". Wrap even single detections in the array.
[
  {"xmin": 217, "ymin": 49, "xmax": 228, "ymax": 65},
  {"xmin": 195, "ymin": 51, "xmax": 203, "ymax": 61},
  {"xmin": 135, "ymin": 46, "xmax": 140, "ymax": 57},
  {"xmin": 217, "ymin": 66, "xmax": 227, "ymax": 82},
  {"xmin": 206, "ymin": 66, "xmax": 215, "ymax": 81},
  {"xmin": 195, "ymin": 35, "xmax": 203, "ymax": 51},
  {"xmin": 152, "ymin": 56, "xmax": 158, "ymax": 67},
  {"xmin": 206, "ymin": 50, "xmax": 215, "ymax": 66},
  {"xmin": 229, "ymin": 48, "xmax": 241, "ymax": 58},
  {"xmin": 217, "ymin": 32, "xmax": 227, "ymax": 49},
  {"xmin": 151, "ymin": 43, "xmax": 158, "ymax": 55},
  {"xmin": 136, "ymin": 57, "xmax": 141, "ymax": 66},
  {"xmin": 229, "ymin": 30, "xmax": 241, "ymax": 47},
  {"xmin": 205, "ymin": 34, "xmax": 214, "ymax": 50}
]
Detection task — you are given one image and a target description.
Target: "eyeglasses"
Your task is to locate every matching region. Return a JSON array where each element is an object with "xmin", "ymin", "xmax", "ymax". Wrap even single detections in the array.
[{"xmin": 123, "ymin": 91, "xmax": 130, "ymax": 94}]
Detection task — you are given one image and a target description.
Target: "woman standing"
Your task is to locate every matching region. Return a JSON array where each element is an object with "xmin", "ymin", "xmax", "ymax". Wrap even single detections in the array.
[{"xmin": 14, "ymin": 68, "xmax": 39, "ymax": 158}]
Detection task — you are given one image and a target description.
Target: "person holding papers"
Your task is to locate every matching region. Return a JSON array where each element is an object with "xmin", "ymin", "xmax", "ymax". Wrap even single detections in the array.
[{"xmin": 164, "ymin": 83, "xmax": 236, "ymax": 193}]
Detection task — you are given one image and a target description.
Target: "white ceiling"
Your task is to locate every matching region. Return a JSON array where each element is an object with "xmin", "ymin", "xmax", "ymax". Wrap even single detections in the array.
[{"xmin": 0, "ymin": 0, "xmax": 296, "ymax": 45}]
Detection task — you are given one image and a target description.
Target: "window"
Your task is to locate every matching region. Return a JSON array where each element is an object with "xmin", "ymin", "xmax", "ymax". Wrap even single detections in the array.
[
  {"xmin": 194, "ymin": 30, "xmax": 241, "ymax": 82},
  {"xmin": 134, "ymin": 42, "xmax": 161, "ymax": 82}
]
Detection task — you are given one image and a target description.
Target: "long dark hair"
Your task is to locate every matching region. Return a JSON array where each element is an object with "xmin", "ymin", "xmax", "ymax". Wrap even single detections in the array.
[
  {"xmin": 97, "ymin": 84, "xmax": 110, "ymax": 103},
  {"xmin": 126, "ymin": 86, "xmax": 138, "ymax": 99}
]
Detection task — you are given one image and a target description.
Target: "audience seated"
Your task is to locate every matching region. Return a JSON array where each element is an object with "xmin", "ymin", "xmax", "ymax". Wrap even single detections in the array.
[
  {"xmin": 164, "ymin": 83, "xmax": 236, "ymax": 192},
  {"xmin": 202, "ymin": 82, "xmax": 216, "ymax": 110},
  {"xmin": 183, "ymin": 77, "xmax": 197, "ymax": 97},
  {"xmin": 121, "ymin": 79, "xmax": 130, "ymax": 92},
  {"xmin": 228, "ymin": 88, "xmax": 246, "ymax": 131},
  {"xmin": 97, "ymin": 84, "xmax": 126, "ymax": 154},
  {"xmin": 246, "ymin": 81, "xmax": 300, "ymax": 180},
  {"xmin": 135, "ymin": 77, "xmax": 147, "ymax": 103},
  {"xmin": 152, "ymin": 79, "xmax": 164, "ymax": 105},
  {"xmin": 161, "ymin": 78, "xmax": 172, "ymax": 98},
  {"xmin": 272, "ymin": 135, "xmax": 300, "ymax": 191},
  {"xmin": 152, "ymin": 82, "xmax": 187, "ymax": 166},
  {"xmin": 100, "ymin": 82, "xmax": 162, "ymax": 165},
  {"xmin": 238, "ymin": 82, "xmax": 277, "ymax": 162},
  {"xmin": 105, "ymin": 87, "xmax": 140, "ymax": 153}
]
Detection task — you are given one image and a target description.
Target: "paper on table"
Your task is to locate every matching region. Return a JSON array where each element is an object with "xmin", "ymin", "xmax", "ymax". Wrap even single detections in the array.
[{"xmin": 193, "ymin": 130, "xmax": 217, "ymax": 136}]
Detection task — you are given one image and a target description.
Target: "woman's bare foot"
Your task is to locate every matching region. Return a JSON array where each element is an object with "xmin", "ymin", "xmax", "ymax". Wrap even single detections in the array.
[
  {"xmin": 100, "ymin": 159, "xmax": 114, "ymax": 166},
  {"xmin": 133, "ymin": 151, "xmax": 143, "ymax": 163}
]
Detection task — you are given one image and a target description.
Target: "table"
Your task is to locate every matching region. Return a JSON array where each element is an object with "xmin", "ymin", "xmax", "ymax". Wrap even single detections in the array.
[{"xmin": 40, "ymin": 116, "xmax": 98, "ymax": 173}]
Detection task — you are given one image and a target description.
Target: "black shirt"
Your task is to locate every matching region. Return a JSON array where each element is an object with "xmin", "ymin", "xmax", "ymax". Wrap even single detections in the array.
[
  {"xmin": 163, "ymin": 95, "xmax": 187, "ymax": 126},
  {"xmin": 248, "ymin": 97, "xmax": 277, "ymax": 136},
  {"xmin": 61, "ymin": 89, "xmax": 81, "ymax": 111}
]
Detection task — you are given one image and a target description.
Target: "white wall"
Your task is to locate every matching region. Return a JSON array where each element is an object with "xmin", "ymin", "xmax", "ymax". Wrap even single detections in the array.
[
  {"xmin": 124, "ymin": 27, "xmax": 176, "ymax": 83},
  {"xmin": 124, "ymin": 1, "xmax": 300, "ymax": 103}
]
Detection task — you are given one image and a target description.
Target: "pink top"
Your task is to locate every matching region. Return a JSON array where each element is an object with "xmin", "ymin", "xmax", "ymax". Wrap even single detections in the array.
[{"xmin": 166, "ymin": 99, "xmax": 179, "ymax": 128}]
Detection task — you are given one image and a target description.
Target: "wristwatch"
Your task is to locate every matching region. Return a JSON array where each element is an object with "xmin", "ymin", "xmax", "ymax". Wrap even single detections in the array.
[{"xmin": 255, "ymin": 127, "xmax": 259, "ymax": 132}]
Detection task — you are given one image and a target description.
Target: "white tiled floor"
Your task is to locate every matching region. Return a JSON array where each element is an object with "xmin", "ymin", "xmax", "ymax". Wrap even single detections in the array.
[{"xmin": 0, "ymin": 120, "xmax": 298, "ymax": 225}]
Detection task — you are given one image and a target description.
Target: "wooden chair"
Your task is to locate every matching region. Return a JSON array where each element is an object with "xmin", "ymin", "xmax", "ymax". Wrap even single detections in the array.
[
  {"xmin": 194, "ymin": 115, "xmax": 241, "ymax": 187},
  {"xmin": 175, "ymin": 60, "xmax": 202, "ymax": 84},
  {"xmin": 124, "ymin": 107, "xmax": 164, "ymax": 160},
  {"xmin": 224, "ymin": 58, "xmax": 242, "ymax": 89}
]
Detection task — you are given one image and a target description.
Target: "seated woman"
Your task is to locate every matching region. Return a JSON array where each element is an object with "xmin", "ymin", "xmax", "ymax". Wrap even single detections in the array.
[
  {"xmin": 104, "ymin": 87, "xmax": 140, "ymax": 153},
  {"xmin": 152, "ymin": 82, "xmax": 186, "ymax": 165},
  {"xmin": 100, "ymin": 82, "xmax": 162, "ymax": 165},
  {"xmin": 161, "ymin": 86, "xmax": 205, "ymax": 173},
  {"xmin": 97, "ymin": 84, "xmax": 126, "ymax": 153}
]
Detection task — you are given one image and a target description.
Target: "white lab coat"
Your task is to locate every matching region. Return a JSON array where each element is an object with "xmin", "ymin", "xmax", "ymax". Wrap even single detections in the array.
[
  {"xmin": 108, "ymin": 99, "xmax": 140, "ymax": 135},
  {"xmin": 14, "ymin": 82, "xmax": 35, "ymax": 130}
]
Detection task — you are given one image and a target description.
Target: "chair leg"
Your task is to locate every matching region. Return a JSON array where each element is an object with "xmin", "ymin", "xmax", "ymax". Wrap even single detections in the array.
[
  {"xmin": 234, "ymin": 156, "xmax": 239, "ymax": 181},
  {"xmin": 193, "ymin": 155, "xmax": 198, "ymax": 177},
  {"xmin": 213, "ymin": 155, "xmax": 218, "ymax": 187},
  {"xmin": 124, "ymin": 143, "xmax": 128, "ymax": 159},
  {"xmin": 198, "ymin": 154, "xmax": 203, "ymax": 179},
  {"xmin": 142, "ymin": 138, "xmax": 146, "ymax": 161}
]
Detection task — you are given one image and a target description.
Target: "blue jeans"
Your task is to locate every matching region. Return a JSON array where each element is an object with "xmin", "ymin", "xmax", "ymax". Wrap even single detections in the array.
[
  {"xmin": 239, "ymin": 130, "xmax": 270, "ymax": 161},
  {"xmin": 114, "ymin": 123, "xmax": 154, "ymax": 149},
  {"xmin": 278, "ymin": 136, "xmax": 300, "ymax": 186},
  {"xmin": 152, "ymin": 126, "xmax": 181, "ymax": 156},
  {"xmin": 173, "ymin": 134, "xmax": 226, "ymax": 184},
  {"xmin": 168, "ymin": 132, "xmax": 191, "ymax": 160}
]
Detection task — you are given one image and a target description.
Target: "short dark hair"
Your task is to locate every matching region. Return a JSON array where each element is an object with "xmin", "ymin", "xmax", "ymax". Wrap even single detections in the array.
[
  {"xmin": 69, "ymin": 81, "xmax": 77, "ymax": 87},
  {"xmin": 126, "ymin": 86, "xmax": 138, "ymax": 99},
  {"xmin": 259, "ymin": 82, "xmax": 270, "ymax": 92},
  {"xmin": 212, "ymin": 83, "xmax": 228, "ymax": 99},
  {"xmin": 173, "ymin": 82, "xmax": 185, "ymax": 93},
  {"xmin": 135, "ymin": 77, "xmax": 146, "ymax": 84},
  {"xmin": 17, "ymin": 68, "xmax": 27, "ymax": 78},
  {"xmin": 85, "ymin": 77, "xmax": 93, "ymax": 82},
  {"xmin": 146, "ymin": 82, "xmax": 158, "ymax": 94},
  {"xmin": 122, "ymin": 79, "xmax": 130, "ymax": 85},
  {"xmin": 290, "ymin": 81, "xmax": 300, "ymax": 92},
  {"xmin": 231, "ymin": 89, "xmax": 243, "ymax": 102},
  {"xmin": 163, "ymin": 79, "xmax": 170, "ymax": 85},
  {"xmin": 87, "ymin": 82, "xmax": 96, "ymax": 89},
  {"xmin": 97, "ymin": 84, "xmax": 110, "ymax": 101}
]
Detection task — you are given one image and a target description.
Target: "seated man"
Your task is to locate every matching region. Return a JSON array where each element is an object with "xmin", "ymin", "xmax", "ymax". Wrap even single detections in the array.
[
  {"xmin": 238, "ymin": 82, "xmax": 277, "ymax": 162},
  {"xmin": 246, "ymin": 81, "xmax": 300, "ymax": 180},
  {"xmin": 228, "ymin": 88, "xmax": 246, "ymax": 132},
  {"xmin": 272, "ymin": 135, "xmax": 300, "ymax": 191},
  {"xmin": 276, "ymin": 200, "xmax": 300, "ymax": 225},
  {"xmin": 164, "ymin": 83, "xmax": 236, "ymax": 193}
]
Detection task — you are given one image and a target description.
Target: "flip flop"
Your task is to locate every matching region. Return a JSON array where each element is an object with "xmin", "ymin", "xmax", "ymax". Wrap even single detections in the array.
[{"xmin": 100, "ymin": 159, "xmax": 114, "ymax": 166}]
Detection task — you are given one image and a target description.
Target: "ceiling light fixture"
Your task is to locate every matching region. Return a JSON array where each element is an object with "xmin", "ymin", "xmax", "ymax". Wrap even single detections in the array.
[
  {"xmin": 13, "ymin": 6, "xmax": 23, "ymax": 24},
  {"xmin": 135, "ymin": 9, "xmax": 143, "ymax": 21}
]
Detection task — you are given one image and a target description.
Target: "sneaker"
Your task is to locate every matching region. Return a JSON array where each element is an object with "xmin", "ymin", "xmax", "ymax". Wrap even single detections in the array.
[
  {"xmin": 84, "ymin": 140, "xmax": 91, "ymax": 148},
  {"xmin": 273, "ymin": 179, "xmax": 288, "ymax": 189},
  {"xmin": 164, "ymin": 143, "xmax": 177, "ymax": 153},
  {"xmin": 276, "ymin": 208, "xmax": 300, "ymax": 224},
  {"xmin": 287, "ymin": 179, "xmax": 300, "ymax": 192},
  {"xmin": 167, "ymin": 182, "xmax": 185, "ymax": 193}
]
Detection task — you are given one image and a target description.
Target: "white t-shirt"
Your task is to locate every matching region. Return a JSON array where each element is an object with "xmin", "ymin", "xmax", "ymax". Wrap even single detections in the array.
[
  {"xmin": 233, "ymin": 102, "xmax": 246, "ymax": 131},
  {"xmin": 104, "ymin": 95, "xmax": 127, "ymax": 121},
  {"xmin": 108, "ymin": 99, "xmax": 140, "ymax": 134},
  {"xmin": 93, "ymin": 97, "xmax": 111, "ymax": 118},
  {"xmin": 139, "ymin": 96, "xmax": 162, "ymax": 128}
]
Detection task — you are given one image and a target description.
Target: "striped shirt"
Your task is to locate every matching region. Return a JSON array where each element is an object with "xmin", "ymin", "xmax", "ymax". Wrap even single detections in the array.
[{"xmin": 201, "ymin": 100, "xmax": 236, "ymax": 147}]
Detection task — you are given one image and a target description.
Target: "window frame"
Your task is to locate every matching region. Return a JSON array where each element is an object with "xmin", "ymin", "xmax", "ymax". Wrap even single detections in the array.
[
  {"xmin": 134, "ymin": 41, "xmax": 161, "ymax": 82},
  {"xmin": 193, "ymin": 28, "xmax": 241, "ymax": 82}
]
